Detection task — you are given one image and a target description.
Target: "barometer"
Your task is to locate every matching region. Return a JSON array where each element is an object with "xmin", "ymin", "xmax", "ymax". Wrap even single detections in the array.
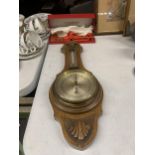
[{"xmin": 49, "ymin": 42, "xmax": 103, "ymax": 150}]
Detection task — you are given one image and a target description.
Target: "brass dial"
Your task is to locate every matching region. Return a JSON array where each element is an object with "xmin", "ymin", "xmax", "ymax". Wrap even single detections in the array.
[{"xmin": 53, "ymin": 70, "xmax": 98, "ymax": 103}]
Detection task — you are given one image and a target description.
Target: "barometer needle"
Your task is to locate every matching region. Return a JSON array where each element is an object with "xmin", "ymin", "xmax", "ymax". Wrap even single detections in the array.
[{"xmin": 74, "ymin": 74, "xmax": 78, "ymax": 94}]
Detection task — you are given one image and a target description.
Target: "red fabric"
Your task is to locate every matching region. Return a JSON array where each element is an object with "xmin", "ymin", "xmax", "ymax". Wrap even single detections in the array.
[
  {"xmin": 48, "ymin": 14, "xmax": 95, "ymax": 19},
  {"xmin": 48, "ymin": 14, "xmax": 96, "ymax": 44},
  {"xmin": 49, "ymin": 32, "xmax": 95, "ymax": 44}
]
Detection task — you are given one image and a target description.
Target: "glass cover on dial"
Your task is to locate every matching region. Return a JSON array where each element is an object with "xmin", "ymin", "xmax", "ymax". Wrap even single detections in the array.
[{"xmin": 54, "ymin": 70, "xmax": 98, "ymax": 103}]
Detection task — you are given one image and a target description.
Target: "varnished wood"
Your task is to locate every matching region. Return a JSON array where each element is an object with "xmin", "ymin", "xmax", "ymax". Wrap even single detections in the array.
[
  {"xmin": 96, "ymin": 0, "xmax": 131, "ymax": 34},
  {"xmin": 49, "ymin": 42, "xmax": 103, "ymax": 150},
  {"xmin": 123, "ymin": 0, "xmax": 132, "ymax": 35},
  {"xmin": 122, "ymin": 0, "xmax": 135, "ymax": 36},
  {"xmin": 61, "ymin": 42, "xmax": 85, "ymax": 70}
]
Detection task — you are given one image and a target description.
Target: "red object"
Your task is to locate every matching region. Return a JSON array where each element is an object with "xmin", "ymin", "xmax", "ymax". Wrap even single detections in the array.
[
  {"xmin": 48, "ymin": 14, "xmax": 96, "ymax": 44},
  {"xmin": 48, "ymin": 14, "xmax": 95, "ymax": 20}
]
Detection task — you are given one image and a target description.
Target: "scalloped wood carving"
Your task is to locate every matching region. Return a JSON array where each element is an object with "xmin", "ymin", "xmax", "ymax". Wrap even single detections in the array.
[{"xmin": 69, "ymin": 121, "xmax": 90, "ymax": 140}]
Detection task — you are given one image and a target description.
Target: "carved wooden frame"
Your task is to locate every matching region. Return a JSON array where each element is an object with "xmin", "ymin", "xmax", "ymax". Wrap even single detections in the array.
[{"xmin": 49, "ymin": 42, "xmax": 103, "ymax": 150}]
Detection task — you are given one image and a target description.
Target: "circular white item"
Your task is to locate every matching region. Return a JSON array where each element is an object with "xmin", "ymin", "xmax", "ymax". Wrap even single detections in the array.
[
  {"xmin": 39, "ymin": 31, "xmax": 51, "ymax": 40},
  {"xmin": 28, "ymin": 20, "xmax": 35, "ymax": 31},
  {"xmin": 20, "ymin": 32, "xmax": 29, "ymax": 51},
  {"xmin": 24, "ymin": 13, "xmax": 50, "ymax": 40},
  {"xmin": 19, "ymin": 31, "xmax": 44, "ymax": 60},
  {"xmin": 26, "ymin": 40, "xmax": 37, "ymax": 53},
  {"xmin": 19, "ymin": 39, "xmax": 48, "ymax": 96},
  {"xmin": 36, "ymin": 13, "xmax": 50, "ymax": 22},
  {"xmin": 19, "ymin": 14, "xmax": 25, "ymax": 32},
  {"xmin": 19, "ymin": 21, "xmax": 23, "ymax": 27},
  {"xmin": 20, "ymin": 46, "xmax": 29, "ymax": 55},
  {"xmin": 19, "ymin": 41, "xmax": 45, "ymax": 60},
  {"xmin": 33, "ymin": 18, "xmax": 47, "ymax": 34},
  {"xmin": 26, "ymin": 31, "xmax": 43, "ymax": 49},
  {"xmin": 19, "ymin": 46, "xmax": 44, "ymax": 60},
  {"xmin": 19, "ymin": 14, "xmax": 25, "ymax": 22},
  {"xmin": 24, "ymin": 13, "xmax": 50, "ymax": 24}
]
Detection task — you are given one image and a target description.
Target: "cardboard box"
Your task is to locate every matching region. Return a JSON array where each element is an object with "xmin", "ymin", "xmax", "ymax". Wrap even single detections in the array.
[
  {"xmin": 48, "ymin": 14, "xmax": 96, "ymax": 44},
  {"xmin": 96, "ymin": 0, "xmax": 129, "ymax": 34}
]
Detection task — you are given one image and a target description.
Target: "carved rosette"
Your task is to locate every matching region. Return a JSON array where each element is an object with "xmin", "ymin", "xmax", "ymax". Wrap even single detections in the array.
[
  {"xmin": 69, "ymin": 121, "xmax": 90, "ymax": 140},
  {"xmin": 57, "ymin": 108, "xmax": 101, "ymax": 150}
]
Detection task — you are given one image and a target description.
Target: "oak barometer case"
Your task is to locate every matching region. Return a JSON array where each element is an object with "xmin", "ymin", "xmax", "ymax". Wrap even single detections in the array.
[{"xmin": 49, "ymin": 41, "xmax": 103, "ymax": 150}]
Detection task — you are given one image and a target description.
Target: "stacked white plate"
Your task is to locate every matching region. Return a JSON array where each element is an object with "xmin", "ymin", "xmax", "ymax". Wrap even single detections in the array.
[
  {"xmin": 24, "ymin": 13, "xmax": 50, "ymax": 40},
  {"xmin": 19, "ymin": 31, "xmax": 44, "ymax": 60},
  {"xmin": 19, "ymin": 14, "xmax": 25, "ymax": 36},
  {"xmin": 19, "ymin": 14, "xmax": 25, "ymax": 26}
]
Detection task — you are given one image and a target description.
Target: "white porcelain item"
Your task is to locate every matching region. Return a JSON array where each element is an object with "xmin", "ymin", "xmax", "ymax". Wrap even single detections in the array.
[
  {"xmin": 36, "ymin": 13, "xmax": 49, "ymax": 21},
  {"xmin": 34, "ymin": 18, "xmax": 46, "ymax": 34},
  {"xmin": 19, "ymin": 14, "xmax": 25, "ymax": 22},
  {"xmin": 26, "ymin": 31, "xmax": 43, "ymax": 49},
  {"xmin": 30, "ymin": 47, "xmax": 37, "ymax": 53},
  {"xmin": 20, "ymin": 32, "xmax": 29, "ymax": 51},
  {"xmin": 24, "ymin": 13, "xmax": 50, "ymax": 33},
  {"xmin": 19, "ymin": 21, "xmax": 23, "ymax": 27},
  {"xmin": 26, "ymin": 39, "xmax": 37, "ymax": 53},
  {"xmin": 24, "ymin": 13, "xmax": 50, "ymax": 24},
  {"xmin": 19, "ymin": 14, "xmax": 25, "ymax": 33},
  {"xmin": 19, "ymin": 24, "xmax": 25, "ymax": 36},
  {"xmin": 19, "ymin": 45, "xmax": 29, "ymax": 55},
  {"xmin": 28, "ymin": 20, "xmax": 35, "ymax": 31}
]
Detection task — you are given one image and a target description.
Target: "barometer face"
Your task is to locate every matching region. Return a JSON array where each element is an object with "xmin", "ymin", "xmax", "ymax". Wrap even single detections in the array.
[{"xmin": 53, "ymin": 70, "xmax": 98, "ymax": 103}]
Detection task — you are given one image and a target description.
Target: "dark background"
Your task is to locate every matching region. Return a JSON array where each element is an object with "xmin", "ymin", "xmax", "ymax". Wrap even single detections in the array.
[{"xmin": 19, "ymin": 0, "xmax": 95, "ymax": 17}]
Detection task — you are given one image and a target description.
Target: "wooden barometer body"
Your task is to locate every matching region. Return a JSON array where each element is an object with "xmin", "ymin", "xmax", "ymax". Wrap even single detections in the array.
[{"xmin": 49, "ymin": 42, "xmax": 103, "ymax": 150}]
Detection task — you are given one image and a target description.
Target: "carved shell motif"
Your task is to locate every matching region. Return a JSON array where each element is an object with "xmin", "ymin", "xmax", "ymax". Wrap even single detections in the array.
[{"xmin": 69, "ymin": 121, "xmax": 90, "ymax": 140}]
